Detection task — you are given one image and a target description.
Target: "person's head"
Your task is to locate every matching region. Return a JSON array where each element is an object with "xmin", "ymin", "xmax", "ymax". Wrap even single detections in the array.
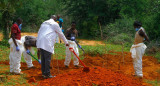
[
  {"xmin": 71, "ymin": 21, "xmax": 76, "ymax": 29},
  {"xmin": 16, "ymin": 18, "xmax": 23, "ymax": 26},
  {"xmin": 51, "ymin": 15, "xmax": 57, "ymax": 21},
  {"xmin": 57, "ymin": 15, "xmax": 60, "ymax": 19},
  {"xmin": 133, "ymin": 21, "xmax": 142, "ymax": 28}
]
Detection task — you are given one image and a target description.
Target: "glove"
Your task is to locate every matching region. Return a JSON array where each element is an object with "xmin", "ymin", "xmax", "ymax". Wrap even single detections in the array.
[
  {"xmin": 70, "ymin": 36, "xmax": 75, "ymax": 41},
  {"xmin": 16, "ymin": 46, "xmax": 20, "ymax": 51},
  {"xmin": 38, "ymin": 59, "xmax": 41, "ymax": 64},
  {"xmin": 26, "ymin": 49, "xmax": 30, "ymax": 54}
]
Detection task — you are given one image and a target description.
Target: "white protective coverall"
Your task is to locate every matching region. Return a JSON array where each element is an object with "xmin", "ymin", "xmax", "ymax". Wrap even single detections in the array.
[
  {"xmin": 130, "ymin": 43, "xmax": 147, "ymax": 77},
  {"xmin": 8, "ymin": 38, "xmax": 23, "ymax": 73},
  {"xmin": 130, "ymin": 27, "xmax": 147, "ymax": 77},
  {"xmin": 21, "ymin": 36, "xmax": 34, "ymax": 68},
  {"xmin": 64, "ymin": 40, "xmax": 79, "ymax": 66}
]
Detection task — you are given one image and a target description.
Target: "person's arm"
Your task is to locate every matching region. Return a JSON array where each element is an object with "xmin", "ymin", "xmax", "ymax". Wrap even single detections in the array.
[
  {"xmin": 11, "ymin": 33, "xmax": 18, "ymax": 47},
  {"xmin": 75, "ymin": 29, "xmax": 78, "ymax": 37},
  {"xmin": 54, "ymin": 24, "xmax": 69, "ymax": 45},
  {"xmin": 139, "ymin": 29, "xmax": 150, "ymax": 42},
  {"xmin": 11, "ymin": 33, "xmax": 20, "ymax": 51}
]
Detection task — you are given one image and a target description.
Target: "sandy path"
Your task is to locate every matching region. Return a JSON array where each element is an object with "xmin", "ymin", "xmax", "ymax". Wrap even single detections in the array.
[{"xmin": 0, "ymin": 32, "xmax": 105, "ymax": 45}]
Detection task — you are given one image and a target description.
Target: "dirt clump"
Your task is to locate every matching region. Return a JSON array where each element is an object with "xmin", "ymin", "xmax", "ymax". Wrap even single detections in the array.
[{"xmin": 28, "ymin": 77, "xmax": 36, "ymax": 83}]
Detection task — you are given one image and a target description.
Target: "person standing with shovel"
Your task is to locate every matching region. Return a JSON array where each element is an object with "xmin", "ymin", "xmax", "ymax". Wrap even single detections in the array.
[
  {"xmin": 9, "ymin": 18, "xmax": 23, "ymax": 75},
  {"xmin": 36, "ymin": 15, "xmax": 69, "ymax": 79},
  {"xmin": 64, "ymin": 21, "xmax": 80, "ymax": 68}
]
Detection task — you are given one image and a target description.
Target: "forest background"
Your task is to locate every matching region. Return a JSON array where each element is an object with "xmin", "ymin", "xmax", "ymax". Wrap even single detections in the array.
[{"xmin": 0, "ymin": 0, "xmax": 160, "ymax": 53}]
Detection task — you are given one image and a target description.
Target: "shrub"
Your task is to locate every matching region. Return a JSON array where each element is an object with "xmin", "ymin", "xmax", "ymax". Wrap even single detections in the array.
[
  {"xmin": 102, "ymin": 17, "xmax": 135, "ymax": 40},
  {"xmin": 108, "ymin": 33, "xmax": 133, "ymax": 45}
]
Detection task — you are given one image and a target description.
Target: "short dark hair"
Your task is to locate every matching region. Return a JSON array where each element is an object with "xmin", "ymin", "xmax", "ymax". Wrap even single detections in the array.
[
  {"xmin": 17, "ymin": 18, "xmax": 23, "ymax": 23},
  {"xmin": 71, "ymin": 21, "xmax": 76, "ymax": 24},
  {"xmin": 133, "ymin": 21, "xmax": 142, "ymax": 27}
]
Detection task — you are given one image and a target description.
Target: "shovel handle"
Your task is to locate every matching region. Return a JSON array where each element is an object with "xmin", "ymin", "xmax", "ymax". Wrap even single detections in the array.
[
  {"xmin": 69, "ymin": 47, "xmax": 86, "ymax": 67},
  {"xmin": 28, "ymin": 52, "xmax": 41, "ymax": 64}
]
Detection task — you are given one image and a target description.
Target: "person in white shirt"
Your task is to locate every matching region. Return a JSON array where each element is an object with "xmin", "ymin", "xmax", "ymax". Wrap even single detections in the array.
[
  {"xmin": 130, "ymin": 21, "xmax": 149, "ymax": 78},
  {"xmin": 36, "ymin": 15, "xmax": 69, "ymax": 79}
]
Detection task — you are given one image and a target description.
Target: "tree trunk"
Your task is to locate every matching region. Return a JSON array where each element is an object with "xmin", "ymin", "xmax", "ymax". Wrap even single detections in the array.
[
  {"xmin": 2, "ymin": 11, "xmax": 10, "ymax": 40},
  {"xmin": 99, "ymin": 22, "xmax": 103, "ymax": 40}
]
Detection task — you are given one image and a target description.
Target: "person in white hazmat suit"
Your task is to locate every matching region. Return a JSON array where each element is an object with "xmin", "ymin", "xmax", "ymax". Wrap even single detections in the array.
[
  {"xmin": 64, "ymin": 21, "xmax": 79, "ymax": 68},
  {"xmin": 21, "ymin": 35, "xmax": 41, "ymax": 66},
  {"xmin": 130, "ymin": 21, "xmax": 149, "ymax": 78},
  {"xmin": 9, "ymin": 18, "xmax": 23, "ymax": 75},
  {"xmin": 20, "ymin": 36, "xmax": 35, "ymax": 68}
]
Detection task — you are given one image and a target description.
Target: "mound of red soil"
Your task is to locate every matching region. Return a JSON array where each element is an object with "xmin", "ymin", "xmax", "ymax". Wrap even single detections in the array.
[{"xmin": 38, "ymin": 67, "xmax": 143, "ymax": 86}]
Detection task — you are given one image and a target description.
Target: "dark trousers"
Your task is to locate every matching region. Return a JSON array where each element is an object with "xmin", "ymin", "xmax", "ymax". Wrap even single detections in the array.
[{"xmin": 40, "ymin": 48, "xmax": 52, "ymax": 76}]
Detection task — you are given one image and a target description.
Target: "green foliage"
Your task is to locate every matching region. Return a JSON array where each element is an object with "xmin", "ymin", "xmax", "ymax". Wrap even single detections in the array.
[
  {"xmin": 62, "ymin": 0, "xmax": 120, "ymax": 38},
  {"xmin": 62, "ymin": 0, "xmax": 160, "ymax": 40},
  {"xmin": 0, "ymin": 0, "xmax": 160, "ymax": 41},
  {"xmin": 0, "ymin": 0, "xmax": 64, "ymax": 39},
  {"xmin": 16, "ymin": 0, "xmax": 54, "ymax": 27},
  {"xmin": 119, "ymin": 0, "xmax": 150, "ymax": 18},
  {"xmin": 0, "ymin": 39, "xmax": 9, "ymax": 47},
  {"xmin": 155, "ymin": 52, "xmax": 160, "ymax": 62},
  {"xmin": 109, "ymin": 33, "xmax": 133, "ymax": 44},
  {"xmin": 0, "ymin": 0, "xmax": 23, "ymax": 39},
  {"xmin": 103, "ymin": 17, "xmax": 135, "ymax": 44}
]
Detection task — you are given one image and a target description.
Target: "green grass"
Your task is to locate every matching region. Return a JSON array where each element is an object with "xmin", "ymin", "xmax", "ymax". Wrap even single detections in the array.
[
  {"xmin": 3, "ymin": 74, "xmax": 29, "ymax": 86},
  {"xmin": 52, "ymin": 43, "xmax": 131, "ymax": 59},
  {"xmin": 145, "ymin": 80, "xmax": 160, "ymax": 86},
  {"xmin": 155, "ymin": 52, "xmax": 160, "ymax": 62},
  {"xmin": 1, "ymin": 40, "xmax": 160, "ymax": 62},
  {"xmin": 0, "ymin": 41, "xmax": 131, "ymax": 62},
  {"xmin": 0, "ymin": 46, "xmax": 9, "ymax": 62},
  {"xmin": 0, "ymin": 64, "xmax": 29, "ymax": 86}
]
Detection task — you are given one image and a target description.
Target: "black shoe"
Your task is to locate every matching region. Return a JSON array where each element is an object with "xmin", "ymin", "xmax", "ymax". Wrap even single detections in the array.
[
  {"xmin": 74, "ymin": 65, "xmax": 79, "ymax": 67},
  {"xmin": 65, "ymin": 65, "xmax": 69, "ymax": 68},
  {"xmin": 43, "ymin": 74, "xmax": 55, "ymax": 79}
]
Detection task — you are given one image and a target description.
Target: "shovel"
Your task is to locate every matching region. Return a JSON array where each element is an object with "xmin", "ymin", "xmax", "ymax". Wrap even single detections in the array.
[
  {"xmin": 27, "ymin": 52, "xmax": 41, "ymax": 64},
  {"xmin": 75, "ymin": 40, "xmax": 85, "ymax": 54},
  {"xmin": 69, "ymin": 47, "xmax": 89, "ymax": 72}
]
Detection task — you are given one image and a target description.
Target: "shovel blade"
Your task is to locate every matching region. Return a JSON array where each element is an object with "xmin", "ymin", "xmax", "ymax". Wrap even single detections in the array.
[{"xmin": 83, "ymin": 67, "xmax": 90, "ymax": 72}]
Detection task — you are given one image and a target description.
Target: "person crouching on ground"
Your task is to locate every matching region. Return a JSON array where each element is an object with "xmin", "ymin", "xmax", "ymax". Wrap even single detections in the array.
[
  {"xmin": 130, "ymin": 21, "xmax": 149, "ymax": 78},
  {"xmin": 36, "ymin": 15, "xmax": 69, "ymax": 79},
  {"xmin": 8, "ymin": 18, "xmax": 23, "ymax": 75},
  {"xmin": 64, "ymin": 21, "xmax": 79, "ymax": 68}
]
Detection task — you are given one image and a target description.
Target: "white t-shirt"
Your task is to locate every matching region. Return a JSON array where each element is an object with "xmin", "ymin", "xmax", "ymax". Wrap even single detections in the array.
[{"xmin": 36, "ymin": 19, "xmax": 68, "ymax": 53}]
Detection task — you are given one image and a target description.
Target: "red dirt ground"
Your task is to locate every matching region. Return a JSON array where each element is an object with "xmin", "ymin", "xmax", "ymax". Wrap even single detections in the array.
[
  {"xmin": 1, "ymin": 51, "xmax": 159, "ymax": 86},
  {"xmin": 39, "ymin": 67, "xmax": 143, "ymax": 86}
]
